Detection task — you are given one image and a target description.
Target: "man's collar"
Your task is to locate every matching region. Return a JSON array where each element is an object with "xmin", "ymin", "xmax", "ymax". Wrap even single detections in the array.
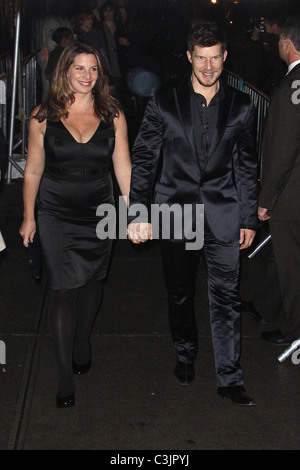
[
  {"xmin": 287, "ymin": 59, "xmax": 300, "ymax": 74},
  {"xmin": 190, "ymin": 79, "xmax": 225, "ymax": 105}
]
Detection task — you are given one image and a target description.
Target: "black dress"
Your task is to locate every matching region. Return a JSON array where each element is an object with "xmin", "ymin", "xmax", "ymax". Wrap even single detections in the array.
[{"xmin": 37, "ymin": 119, "xmax": 115, "ymax": 289}]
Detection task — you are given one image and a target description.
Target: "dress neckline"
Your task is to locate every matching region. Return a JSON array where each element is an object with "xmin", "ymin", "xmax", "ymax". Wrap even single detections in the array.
[{"xmin": 59, "ymin": 120, "xmax": 101, "ymax": 144}]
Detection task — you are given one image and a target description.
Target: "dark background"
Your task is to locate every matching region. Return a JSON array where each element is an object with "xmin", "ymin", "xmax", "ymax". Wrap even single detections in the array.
[{"xmin": 1, "ymin": 0, "xmax": 300, "ymax": 56}]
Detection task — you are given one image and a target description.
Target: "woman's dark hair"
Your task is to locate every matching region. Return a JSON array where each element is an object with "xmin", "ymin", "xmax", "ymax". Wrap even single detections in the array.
[
  {"xmin": 34, "ymin": 41, "xmax": 120, "ymax": 123},
  {"xmin": 188, "ymin": 21, "xmax": 226, "ymax": 54},
  {"xmin": 52, "ymin": 27, "xmax": 73, "ymax": 45},
  {"xmin": 100, "ymin": 1, "xmax": 117, "ymax": 21}
]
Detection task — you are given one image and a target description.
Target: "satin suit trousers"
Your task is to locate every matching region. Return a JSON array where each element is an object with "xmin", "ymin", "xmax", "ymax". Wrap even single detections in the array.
[{"xmin": 160, "ymin": 227, "xmax": 244, "ymax": 387}]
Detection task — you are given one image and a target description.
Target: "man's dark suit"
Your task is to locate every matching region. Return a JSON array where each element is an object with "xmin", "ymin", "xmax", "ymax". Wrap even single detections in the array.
[
  {"xmin": 259, "ymin": 63, "xmax": 300, "ymax": 340},
  {"xmin": 129, "ymin": 78, "xmax": 258, "ymax": 386}
]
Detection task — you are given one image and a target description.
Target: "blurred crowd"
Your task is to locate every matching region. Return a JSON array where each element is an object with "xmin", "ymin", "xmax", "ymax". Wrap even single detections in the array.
[{"xmin": 24, "ymin": 0, "xmax": 297, "ymax": 105}]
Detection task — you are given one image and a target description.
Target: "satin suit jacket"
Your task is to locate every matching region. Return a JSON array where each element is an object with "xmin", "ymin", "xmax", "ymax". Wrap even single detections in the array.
[
  {"xmin": 259, "ymin": 63, "xmax": 300, "ymax": 220},
  {"xmin": 129, "ymin": 78, "xmax": 258, "ymax": 242}
]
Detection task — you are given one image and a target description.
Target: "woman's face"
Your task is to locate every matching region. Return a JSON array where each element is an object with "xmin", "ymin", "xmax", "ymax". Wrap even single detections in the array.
[
  {"xmin": 67, "ymin": 53, "xmax": 99, "ymax": 94},
  {"xmin": 103, "ymin": 5, "xmax": 114, "ymax": 21}
]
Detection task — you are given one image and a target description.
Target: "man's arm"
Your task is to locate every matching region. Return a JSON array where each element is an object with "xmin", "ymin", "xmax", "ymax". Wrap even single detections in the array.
[
  {"xmin": 128, "ymin": 93, "xmax": 163, "ymax": 227},
  {"xmin": 236, "ymin": 98, "xmax": 259, "ymax": 231},
  {"xmin": 259, "ymin": 86, "xmax": 300, "ymax": 211}
]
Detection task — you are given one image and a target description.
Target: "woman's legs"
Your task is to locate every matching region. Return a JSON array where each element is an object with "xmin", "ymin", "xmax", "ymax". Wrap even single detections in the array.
[
  {"xmin": 48, "ymin": 280, "xmax": 102, "ymax": 398},
  {"xmin": 73, "ymin": 280, "xmax": 103, "ymax": 365},
  {"xmin": 48, "ymin": 288, "xmax": 78, "ymax": 397}
]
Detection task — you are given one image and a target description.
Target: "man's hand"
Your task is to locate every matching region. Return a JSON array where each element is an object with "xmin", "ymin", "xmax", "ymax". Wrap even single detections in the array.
[
  {"xmin": 127, "ymin": 223, "xmax": 152, "ymax": 244},
  {"xmin": 251, "ymin": 26, "xmax": 260, "ymax": 41},
  {"xmin": 258, "ymin": 206, "xmax": 271, "ymax": 222},
  {"xmin": 239, "ymin": 228, "xmax": 256, "ymax": 250}
]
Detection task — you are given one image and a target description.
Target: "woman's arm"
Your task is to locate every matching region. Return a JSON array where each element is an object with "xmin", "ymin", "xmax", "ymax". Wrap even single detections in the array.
[
  {"xmin": 112, "ymin": 110, "xmax": 131, "ymax": 205},
  {"xmin": 19, "ymin": 110, "xmax": 46, "ymax": 247}
]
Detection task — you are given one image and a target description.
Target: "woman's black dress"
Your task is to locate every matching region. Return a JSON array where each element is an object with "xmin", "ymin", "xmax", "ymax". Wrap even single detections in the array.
[{"xmin": 37, "ymin": 120, "xmax": 115, "ymax": 289}]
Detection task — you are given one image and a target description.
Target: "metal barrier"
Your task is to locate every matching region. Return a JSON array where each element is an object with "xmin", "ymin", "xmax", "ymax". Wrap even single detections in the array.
[
  {"xmin": 22, "ymin": 49, "xmax": 39, "ymax": 124},
  {"xmin": 14, "ymin": 49, "xmax": 40, "ymax": 161},
  {"xmin": 5, "ymin": 48, "xmax": 40, "ymax": 180},
  {"xmin": 223, "ymin": 69, "xmax": 271, "ymax": 177}
]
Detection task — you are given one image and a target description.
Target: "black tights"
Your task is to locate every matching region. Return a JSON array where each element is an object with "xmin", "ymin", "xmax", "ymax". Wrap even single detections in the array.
[{"xmin": 48, "ymin": 280, "xmax": 103, "ymax": 397}]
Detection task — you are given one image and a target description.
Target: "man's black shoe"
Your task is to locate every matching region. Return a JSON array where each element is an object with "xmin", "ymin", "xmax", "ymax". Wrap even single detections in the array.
[
  {"xmin": 261, "ymin": 329, "xmax": 293, "ymax": 346},
  {"xmin": 174, "ymin": 361, "xmax": 195, "ymax": 385},
  {"xmin": 217, "ymin": 385, "xmax": 256, "ymax": 406},
  {"xmin": 241, "ymin": 301, "xmax": 268, "ymax": 324}
]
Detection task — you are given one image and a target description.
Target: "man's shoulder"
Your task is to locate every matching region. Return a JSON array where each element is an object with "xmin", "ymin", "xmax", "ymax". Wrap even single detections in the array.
[
  {"xmin": 151, "ymin": 79, "xmax": 189, "ymax": 109},
  {"xmin": 271, "ymin": 67, "xmax": 300, "ymax": 109},
  {"xmin": 219, "ymin": 79, "xmax": 252, "ymax": 106},
  {"xmin": 156, "ymin": 78, "xmax": 189, "ymax": 97},
  {"xmin": 230, "ymin": 88, "xmax": 252, "ymax": 107}
]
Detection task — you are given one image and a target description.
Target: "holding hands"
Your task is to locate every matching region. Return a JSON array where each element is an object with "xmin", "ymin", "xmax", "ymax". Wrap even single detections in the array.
[{"xmin": 127, "ymin": 223, "xmax": 152, "ymax": 244}]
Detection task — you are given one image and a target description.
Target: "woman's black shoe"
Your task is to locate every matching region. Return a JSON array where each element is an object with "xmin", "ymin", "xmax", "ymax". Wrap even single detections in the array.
[
  {"xmin": 56, "ymin": 393, "xmax": 75, "ymax": 408},
  {"xmin": 72, "ymin": 359, "xmax": 91, "ymax": 375},
  {"xmin": 73, "ymin": 341, "xmax": 91, "ymax": 374}
]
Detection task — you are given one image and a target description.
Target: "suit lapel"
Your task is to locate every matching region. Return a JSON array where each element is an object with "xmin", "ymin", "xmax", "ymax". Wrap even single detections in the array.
[
  {"xmin": 174, "ymin": 80, "xmax": 235, "ymax": 169},
  {"xmin": 205, "ymin": 87, "xmax": 234, "ymax": 166},
  {"xmin": 174, "ymin": 81, "xmax": 198, "ymax": 160}
]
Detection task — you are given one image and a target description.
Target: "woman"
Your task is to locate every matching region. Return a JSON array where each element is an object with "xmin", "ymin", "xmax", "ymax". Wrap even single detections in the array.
[
  {"xmin": 19, "ymin": 41, "xmax": 131, "ymax": 408},
  {"xmin": 100, "ymin": 1, "xmax": 127, "ymax": 97},
  {"xmin": 73, "ymin": 9, "xmax": 110, "ymax": 69}
]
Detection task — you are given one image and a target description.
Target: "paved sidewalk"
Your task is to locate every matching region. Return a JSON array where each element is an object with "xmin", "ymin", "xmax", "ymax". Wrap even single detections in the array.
[{"xmin": 0, "ymin": 180, "xmax": 299, "ymax": 450}]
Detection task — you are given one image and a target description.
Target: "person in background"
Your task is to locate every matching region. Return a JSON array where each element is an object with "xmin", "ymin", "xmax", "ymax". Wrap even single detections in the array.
[
  {"xmin": 258, "ymin": 14, "xmax": 300, "ymax": 347},
  {"xmin": 252, "ymin": 16, "xmax": 287, "ymax": 97},
  {"xmin": 99, "ymin": 1, "xmax": 125, "ymax": 97},
  {"xmin": 73, "ymin": 9, "xmax": 110, "ymax": 68},
  {"xmin": 41, "ymin": 10, "xmax": 73, "ymax": 99},
  {"xmin": 45, "ymin": 27, "xmax": 73, "ymax": 83}
]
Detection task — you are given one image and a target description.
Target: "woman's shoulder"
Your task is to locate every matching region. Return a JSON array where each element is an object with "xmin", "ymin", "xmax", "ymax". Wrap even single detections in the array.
[
  {"xmin": 113, "ymin": 109, "xmax": 127, "ymax": 132},
  {"xmin": 30, "ymin": 105, "xmax": 47, "ymax": 135}
]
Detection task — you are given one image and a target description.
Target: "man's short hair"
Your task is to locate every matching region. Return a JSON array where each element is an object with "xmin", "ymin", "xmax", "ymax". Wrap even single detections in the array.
[
  {"xmin": 187, "ymin": 21, "xmax": 226, "ymax": 54},
  {"xmin": 282, "ymin": 14, "xmax": 300, "ymax": 53}
]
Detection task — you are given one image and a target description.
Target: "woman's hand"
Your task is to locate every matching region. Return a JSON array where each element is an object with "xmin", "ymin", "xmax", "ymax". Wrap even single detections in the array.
[
  {"xmin": 19, "ymin": 219, "xmax": 36, "ymax": 247},
  {"xmin": 127, "ymin": 223, "xmax": 152, "ymax": 244}
]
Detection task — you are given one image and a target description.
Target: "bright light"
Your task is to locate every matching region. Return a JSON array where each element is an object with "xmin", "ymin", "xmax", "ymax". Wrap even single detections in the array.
[{"xmin": 211, "ymin": 0, "xmax": 217, "ymax": 3}]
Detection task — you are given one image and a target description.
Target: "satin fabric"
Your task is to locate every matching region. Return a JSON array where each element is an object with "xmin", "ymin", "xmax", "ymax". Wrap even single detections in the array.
[
  {"xmin": 161, "ymin": 225, "xmax": 243, "ymax": 388},
  {"xmin": 37, "ymin": 120, "xmax": 115, "ymax": 289},
  {"xmin": 129, "ymin": 79, "xmax": 258, "ymax": 242},
  {"xmin": 129, "ymin": 77, "xmax": 258, "ymax": 386}
]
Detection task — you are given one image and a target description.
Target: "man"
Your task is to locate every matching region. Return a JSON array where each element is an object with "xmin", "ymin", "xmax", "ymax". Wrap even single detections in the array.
[
  {"xmin": 128, "ymin": 22, "xmax": 258, "ymax": 406},
  {"xmin": 251, "ymin": 16, "xmax": 287, "ymax": 97},
  {"xmin": 258, "ymin": 15, "xmax": 300, "ymax": 347}
]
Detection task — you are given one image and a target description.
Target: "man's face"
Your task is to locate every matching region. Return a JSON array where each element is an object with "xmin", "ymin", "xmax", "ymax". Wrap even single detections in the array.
[{"xmin": 187, "ymin": 43, "xmax": 227, "ymax": 88}]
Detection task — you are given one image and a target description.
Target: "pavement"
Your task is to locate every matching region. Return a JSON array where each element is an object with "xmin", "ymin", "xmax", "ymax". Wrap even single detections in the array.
[{"xmin": 0, "ymin": 178, "xmax": 299, "ymax": 452}]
